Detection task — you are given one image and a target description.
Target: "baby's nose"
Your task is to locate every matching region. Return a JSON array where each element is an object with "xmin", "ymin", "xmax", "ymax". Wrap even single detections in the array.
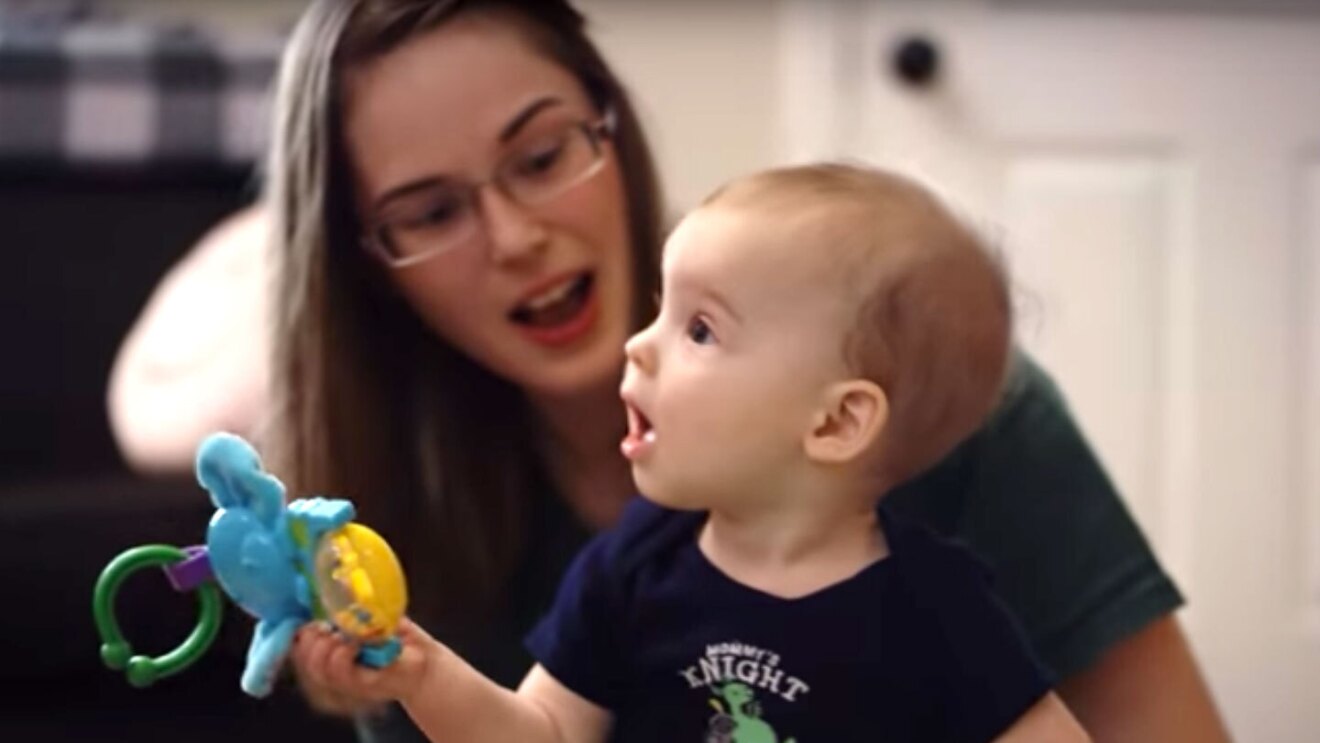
[{"xmin": 623, "ymin": 327, "xmax": 657, "ymax": 372}]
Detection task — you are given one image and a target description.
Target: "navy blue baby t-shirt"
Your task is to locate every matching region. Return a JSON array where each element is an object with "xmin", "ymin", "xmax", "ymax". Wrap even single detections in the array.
[{"xmin": 525, "ymin": 497, "xmax": 1054, "ymax": 742}]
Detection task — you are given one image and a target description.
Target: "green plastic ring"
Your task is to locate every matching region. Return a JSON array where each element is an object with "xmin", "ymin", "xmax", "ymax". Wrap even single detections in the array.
[{"xmin": 92, "ymin": 544, "xmax": 223, "ymax": 688}]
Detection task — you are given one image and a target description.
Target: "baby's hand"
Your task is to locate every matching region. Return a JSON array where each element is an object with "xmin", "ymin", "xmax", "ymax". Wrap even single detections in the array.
[{"xmin": 290, "ymin": 619, "xmax": 435, "ymax": 708}]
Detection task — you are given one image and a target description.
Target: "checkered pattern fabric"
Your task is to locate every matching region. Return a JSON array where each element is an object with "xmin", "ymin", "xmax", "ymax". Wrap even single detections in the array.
[{"xmin": 0, "ymin": 17, "xmax": 284, "ymax": 166}]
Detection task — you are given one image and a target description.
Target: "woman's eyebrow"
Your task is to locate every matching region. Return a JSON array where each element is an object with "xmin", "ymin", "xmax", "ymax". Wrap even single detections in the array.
[
  {"xmin": 499, "ymin": 96, "xmax": 565, "ymax": 143},
  {"xmin": 374, "ymin": 177, "xmax": 449, "ymax": 210}
]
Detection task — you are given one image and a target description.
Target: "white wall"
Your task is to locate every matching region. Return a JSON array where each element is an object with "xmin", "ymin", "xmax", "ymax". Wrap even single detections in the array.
[
  {"xmin": 100, "ymin": 0, "xmax": 785, "ymax": 216},
  {"xmin": 577, "ymin": 0, "xmax": 781, "ymax": 213}
]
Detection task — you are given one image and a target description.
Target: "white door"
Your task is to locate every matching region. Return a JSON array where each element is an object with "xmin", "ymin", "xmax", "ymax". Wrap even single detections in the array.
[{"xmin": 779, "ymin": 2, "xmax": 1320, "ymax": 740}]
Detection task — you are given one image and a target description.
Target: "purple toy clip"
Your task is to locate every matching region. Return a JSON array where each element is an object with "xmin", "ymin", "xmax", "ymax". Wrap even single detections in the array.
[{"xmin": 163, "ymin": 545, "xmax": 213, "ymax": 592}]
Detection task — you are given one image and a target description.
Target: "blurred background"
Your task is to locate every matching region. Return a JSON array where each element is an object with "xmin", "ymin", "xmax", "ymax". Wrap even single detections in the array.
[{"xmin": 2, "ymin": 0, "xmax": 1317, "ymax": 740}]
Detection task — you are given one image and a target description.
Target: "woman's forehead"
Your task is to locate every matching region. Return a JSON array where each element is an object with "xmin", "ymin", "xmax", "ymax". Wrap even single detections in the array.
[{"xmin": 341, "ymin": 15, "xmax": 592, "ymax": 194}]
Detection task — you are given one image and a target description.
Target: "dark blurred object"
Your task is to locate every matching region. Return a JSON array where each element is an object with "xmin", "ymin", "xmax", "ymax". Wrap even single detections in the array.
[
  {"xmin": 2, "ymin": 473, "xmax": 355, "ymax": 740},
  {"xmin": 0, "ymin": 19, "xmax": 353, "ymax": 742},
  {"xmin": 890, "ymin": 34, "xmax": 941, "ymax": 89},
  {"xmin": 0, "ymin": 169, "xmax": 249, "ymax": 478},
  {"xmin": 0, "ymin": 165, "xmax": 354, "ymax": 742}
]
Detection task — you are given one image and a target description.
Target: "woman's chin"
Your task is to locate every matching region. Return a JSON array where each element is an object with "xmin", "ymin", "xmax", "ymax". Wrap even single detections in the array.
[{"xmin": 514, "ymin": 345, "xmax": 626, "ymax": 400}]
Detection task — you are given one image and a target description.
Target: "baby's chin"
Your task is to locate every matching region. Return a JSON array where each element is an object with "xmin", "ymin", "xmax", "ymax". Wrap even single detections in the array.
[
  {"xmin": 640, "ymin": 495, "xmax": 708, "ymax": 514},
  {"xmin": 634, "ymin": 479, "xmax": 714, "ymax": 513}
]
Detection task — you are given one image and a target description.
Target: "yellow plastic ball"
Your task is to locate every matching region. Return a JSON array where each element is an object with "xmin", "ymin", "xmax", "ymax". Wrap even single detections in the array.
[{"xmin": 313, "ymin": 523, "xmax": 407, "ymax": 642}]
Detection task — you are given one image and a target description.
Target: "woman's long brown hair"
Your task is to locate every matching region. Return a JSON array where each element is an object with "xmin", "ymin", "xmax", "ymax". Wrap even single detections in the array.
[{"xmin": 263, "ymin": 0, "xmax": 662, "ymax": 627}]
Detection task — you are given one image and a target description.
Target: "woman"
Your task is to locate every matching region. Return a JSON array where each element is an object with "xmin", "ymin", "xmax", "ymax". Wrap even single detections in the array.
[{"xmin": 119, "ymin": 0, "xmax": 1230, "ymax": 740}]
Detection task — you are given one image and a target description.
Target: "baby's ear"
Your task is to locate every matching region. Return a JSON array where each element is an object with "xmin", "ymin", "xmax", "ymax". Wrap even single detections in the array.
[{"xmin": 803, "ymin": 379, "xmax": 888, "ymax": 465}]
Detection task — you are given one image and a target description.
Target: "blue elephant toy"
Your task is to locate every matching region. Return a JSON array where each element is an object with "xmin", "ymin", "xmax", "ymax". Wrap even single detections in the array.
[
  {"xmin": 93, "ymin": 432, "xmax": 407, "ymax": 697},
  {"xmin": 198, "ymin": 433, "xmax": 357, "ymax": 696}
]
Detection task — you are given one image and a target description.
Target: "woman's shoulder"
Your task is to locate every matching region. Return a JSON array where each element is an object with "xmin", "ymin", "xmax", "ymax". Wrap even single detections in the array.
[
  {"xmin": 986, "ymin": 347, "xmax": 1072, "ymax": 435},
  {"xmin": 106, "ymin": 204, "xmax": 271, "ymax": 474},
  {"xmin": 888, "ymin": 347, "xmax": 1105, "ymax": 517},
  {"xmin": 889, "ymin": 349, "xmax": 1184, "ymax": 677}
]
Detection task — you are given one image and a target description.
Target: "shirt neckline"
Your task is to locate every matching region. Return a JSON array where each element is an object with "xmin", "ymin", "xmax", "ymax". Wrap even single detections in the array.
[{"xmin": 686, "ymin": 506, "xmax": 897, "ymax": 606}]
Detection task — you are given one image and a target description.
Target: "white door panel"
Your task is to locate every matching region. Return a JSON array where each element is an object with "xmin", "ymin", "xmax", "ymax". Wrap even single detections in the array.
[
  {"xmin": 1308, "ymin": 164, "xmax": 1320, "ymax": 627},
  {"xmin": 1000, "ymin": 155, "xmax": 1181, "ymax": 553},
  {"xmin": 779, "ymin": 2, "xmax": 1320, "ymax": 739}
]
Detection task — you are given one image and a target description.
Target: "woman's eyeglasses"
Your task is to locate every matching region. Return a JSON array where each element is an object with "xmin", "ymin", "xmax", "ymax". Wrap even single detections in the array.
[{"xmin": 362, "ymin": 111, "xmax": 616, "ymax": 268}]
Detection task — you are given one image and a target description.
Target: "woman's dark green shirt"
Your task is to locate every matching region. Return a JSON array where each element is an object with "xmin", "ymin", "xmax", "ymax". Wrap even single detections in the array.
[{"xmin": 357, "ymin": 352, "xmax": 1182, "ymax": 739}]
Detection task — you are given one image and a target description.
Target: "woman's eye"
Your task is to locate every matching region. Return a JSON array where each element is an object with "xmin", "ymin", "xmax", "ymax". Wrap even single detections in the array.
[
  {"xmin": 515, "ymin": 140, "xmax": 565, "ymax": 177},
  {"xmin": 418, "ymin": 203, "xmax": 461, "ymax": 226},
  {"xmin": 398, "ymin": 195, "xmax": 464, "ymax": 230},
  {"xmin": 686, "ymin": 316, "xmax": 715, "ymax": 345}
]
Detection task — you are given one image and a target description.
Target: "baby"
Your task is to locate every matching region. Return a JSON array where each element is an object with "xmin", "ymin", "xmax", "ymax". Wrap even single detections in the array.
[{"xmin": 296, "ymin": 163, "xmax": 1089, "ymax": 742}]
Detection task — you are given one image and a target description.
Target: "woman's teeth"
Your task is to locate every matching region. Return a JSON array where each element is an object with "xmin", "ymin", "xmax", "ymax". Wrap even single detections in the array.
[
  {"xmin": 511, "ymin": 274, "xmax": 592, "ymax": 327},
  {"xmin": 525, "ymin": 277, "xmax": 579, "ymax": 310}
]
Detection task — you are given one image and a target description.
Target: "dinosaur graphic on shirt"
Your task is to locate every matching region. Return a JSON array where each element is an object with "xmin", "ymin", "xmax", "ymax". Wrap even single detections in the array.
[{"xmin": 705, "ymin": 681, "xmax": 797, "ymax": 743}]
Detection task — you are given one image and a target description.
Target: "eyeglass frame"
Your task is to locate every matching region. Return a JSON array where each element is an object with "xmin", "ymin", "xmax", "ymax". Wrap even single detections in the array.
[{"xmin": 360, "ymin": 107, "xmax": 618, "ymax": 269}]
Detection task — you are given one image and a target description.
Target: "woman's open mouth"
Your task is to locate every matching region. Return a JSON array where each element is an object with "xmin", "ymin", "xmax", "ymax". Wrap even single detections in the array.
[
  {"xmin": 509, "ymin": 272, "xmax": 598, "ymax": 347},
  {"xmin": 621, "ymin": 400, "xmax": 655, "ymax": 461}
]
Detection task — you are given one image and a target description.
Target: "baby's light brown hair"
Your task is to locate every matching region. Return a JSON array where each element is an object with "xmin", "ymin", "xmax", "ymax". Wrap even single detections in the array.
[{"xmin": 702, "ymin": 162, "xmax": 1012, "ymax": 488}]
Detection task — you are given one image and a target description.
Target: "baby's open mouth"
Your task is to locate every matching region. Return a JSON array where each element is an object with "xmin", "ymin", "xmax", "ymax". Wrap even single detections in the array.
[
  {"xmin": 621, "ymin": 400, "xmax": 655, "ymax": 460},
  {"xmin": 627, "ymin": 403, "xmax": 654, "ymax": 442},
  {"xmin": 509, "ymin": 273, "xmax": 594, "ymax": 328}
]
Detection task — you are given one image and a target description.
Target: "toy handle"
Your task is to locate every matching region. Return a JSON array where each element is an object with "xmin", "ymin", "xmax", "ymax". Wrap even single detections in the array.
[{"xmin": 92, "ymin": 544, "xmax": 224, "ymax": 687}]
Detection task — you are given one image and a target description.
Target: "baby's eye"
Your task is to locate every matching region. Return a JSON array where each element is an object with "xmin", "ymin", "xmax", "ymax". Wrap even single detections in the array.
[{"xmin": 686, "ymin": 316, "xmax": 715, "ymax": 345}]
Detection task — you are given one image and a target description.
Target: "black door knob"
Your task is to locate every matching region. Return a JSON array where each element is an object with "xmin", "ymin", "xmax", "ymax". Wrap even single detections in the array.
[{"xmin": 891, "ymin": 35, "xmax": 940, "ymax": 88}]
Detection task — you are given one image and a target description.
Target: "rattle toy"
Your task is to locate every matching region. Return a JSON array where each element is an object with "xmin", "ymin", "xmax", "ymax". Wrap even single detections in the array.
[{"xmin": 92, "ymin": 432, "xmax": 408, "ymax": 697}]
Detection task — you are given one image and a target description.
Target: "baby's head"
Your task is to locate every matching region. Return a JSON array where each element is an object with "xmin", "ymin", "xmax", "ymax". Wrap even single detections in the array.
[{"xmin": 621, "ymin": 163, "xmax": 1010, "ymax": 509}]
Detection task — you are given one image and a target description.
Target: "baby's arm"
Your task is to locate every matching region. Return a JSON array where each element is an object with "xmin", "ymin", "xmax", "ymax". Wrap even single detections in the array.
[
  {"xmin": 402, "ymin": 647, "xmax": 611, "ymax": 743},
  {"xmin": 992, "ymin": 692, "xmax": 1090, "ymax": 743},
  {"xmin": 515, "ymin": 665, "xmax": 614, "ymax": 743},
  {"xmin": 294, "ymin": 619, "xmax": 611, "ymax": 743}
]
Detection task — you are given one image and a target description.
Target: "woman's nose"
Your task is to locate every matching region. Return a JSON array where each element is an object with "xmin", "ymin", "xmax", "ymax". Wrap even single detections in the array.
[{"xmin": 478, "ymin": 187, "xmax": 548, "ymax": 264}]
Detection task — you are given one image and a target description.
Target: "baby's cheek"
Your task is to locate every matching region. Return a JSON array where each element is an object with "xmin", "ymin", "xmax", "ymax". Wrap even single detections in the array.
[{"xmin": 678, "ymin": 390, "xmax": 736, "ymax": 435}]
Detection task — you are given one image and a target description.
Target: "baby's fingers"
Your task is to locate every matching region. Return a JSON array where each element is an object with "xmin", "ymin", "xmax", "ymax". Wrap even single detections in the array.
[
  {"xmin": 320, "ymin": 634, "xmax": 366, "ymax": 685},
  {"xmin": 290, "ymin": 623, "xmax": 374, "ymax": 714},
  {"xmin": 291, "ymin": 623, "xmax": 339, "ymax": 680},
  {"xmin": 327, "ymin": 639, "xmax": 411, "ymax": 701}
]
